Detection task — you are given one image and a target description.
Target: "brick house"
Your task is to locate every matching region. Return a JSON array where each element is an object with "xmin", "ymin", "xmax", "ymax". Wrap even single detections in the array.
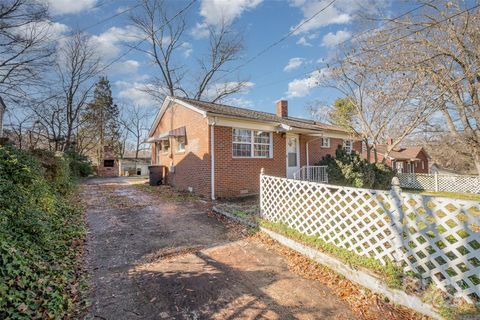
[
  {"xmin": 147, "ymin": 96, "xmax": 361, "ymax": 199},
  {"xmin": 365, "ymin": 141, "xmax": 430, "ymax": 174}
]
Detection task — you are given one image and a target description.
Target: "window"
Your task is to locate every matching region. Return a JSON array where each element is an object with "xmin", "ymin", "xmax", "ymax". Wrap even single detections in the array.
[
  {"xmin": 176, "ymin": 136, "xmax": 185, "ymax": 152},
  {"xmin": 343, "ymin": 140, "xmax": 353, "ymax": 154},
  {"xmin": 321, "ymin": 138, "xmax": 330, "ymax": 148},
  {"xmin": 232, "ymin": 128, "xmax": 272, "ymax": 158},
  {"xmin": 103, "ymin": 159, "xmax": 114, "ymax": 167},
  {"xmin": 396, "ymin": 162, "xmax": 403, "ymax": 173},
  {"xmin": 421, "ymin": 161, "xmax": 425, "ymax": 170},
  {"xmin": 162, "ymin": 140, "xmax": 170, "ymax": 153}
]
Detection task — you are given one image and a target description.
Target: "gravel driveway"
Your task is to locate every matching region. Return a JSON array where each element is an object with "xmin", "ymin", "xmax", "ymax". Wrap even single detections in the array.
[{"xmin": 82, "ymin": 177, "xmax": 356, "ymax": 320}]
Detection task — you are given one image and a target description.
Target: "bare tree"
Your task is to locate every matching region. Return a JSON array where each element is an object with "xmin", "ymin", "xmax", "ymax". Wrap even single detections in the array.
[
  {"xmin": 32, "ymin": 32, "xmax": 100, "ymax": 151},
  {"xmin": 0, "ymin": 0, "xmax": 55, "ymax": 102},
  {"xmin": 130, "ymin": 0, "xmax": 248, "ymax": 102},
  {"xmin": 119, "ymin": 104, "xmax": 153, "ymax": 160},
  {"xmin": 383, "ymin": 2, "xmax": 480, "ymax": 174},
  {"xmin": 317, "ymin": 43, "xmax": 435, "ymax": 162}
]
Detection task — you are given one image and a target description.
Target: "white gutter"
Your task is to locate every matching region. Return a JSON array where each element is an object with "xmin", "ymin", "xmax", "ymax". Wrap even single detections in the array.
[{"xmin": 210, "ymin": 118, "xmax": 216, "ymax": 200}]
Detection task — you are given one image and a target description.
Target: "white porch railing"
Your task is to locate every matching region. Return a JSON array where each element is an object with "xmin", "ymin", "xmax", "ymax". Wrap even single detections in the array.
[{"xmin": 293, "ymin": 165, "xmax": 328, "ymax": 183}]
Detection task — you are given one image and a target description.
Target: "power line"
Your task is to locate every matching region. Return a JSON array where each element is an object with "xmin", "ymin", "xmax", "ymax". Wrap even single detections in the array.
[
  {"xmin": 254, "ymin": 3, "xmax": 480, "ymax": 90},
  {"xmin": 213, "ymin": 0, "xmax": 337, "ymax": 83},
  {"xmin": 94, "ymin": 0, "xmax": 198, "ymax": 76},
  {"xmin": 55, "ymin": 2, "xmax": 142, "ymax": 41}
]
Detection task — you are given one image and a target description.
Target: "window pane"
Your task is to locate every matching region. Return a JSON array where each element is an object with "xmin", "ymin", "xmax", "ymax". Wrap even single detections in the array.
[
  {"xmin": 233, "ymin": 143, "xmax": 251, "ymax": 157},
  {"xmin": 233, "ymin": 129, "xmax": 251, "ymax": 143},
  {"xmin": 254, "ymin": 144, "xmax": 270, "ymax": 157},
  {"xmin": 288, "ymin": 153, "xmax": 297, "ymax": 167},
  {"xmin": 254, "ymin": 131, "xmax": 270, "ymax": 144}
]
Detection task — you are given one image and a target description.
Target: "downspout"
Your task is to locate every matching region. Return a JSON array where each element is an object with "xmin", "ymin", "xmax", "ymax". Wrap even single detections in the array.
[{"xmin": 210, "ymin": 118, "xmax": 216, "ymax": 200}]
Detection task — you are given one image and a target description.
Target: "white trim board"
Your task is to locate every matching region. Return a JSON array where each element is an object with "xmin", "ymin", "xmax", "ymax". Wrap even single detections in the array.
[{"xmin": 148, "ymin": 96, "xmax": 207, "ymax": 137}]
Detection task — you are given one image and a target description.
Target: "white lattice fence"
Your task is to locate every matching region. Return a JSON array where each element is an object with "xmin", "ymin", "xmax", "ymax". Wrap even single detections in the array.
[
  {"xmin": 260, "ymin": 174, "xmax": 480, "ymax": 304},
  {"xmin": 398, "ymin": 173, "xmax": 480, "ymax": 194}
]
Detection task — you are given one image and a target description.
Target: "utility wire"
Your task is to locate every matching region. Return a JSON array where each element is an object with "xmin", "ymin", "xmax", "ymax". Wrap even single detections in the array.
[
  {"xmin": 94, "ymin": 0, "xmax": 198, "ymax": 76},
  {"xmin": 213, "ymin": 0, "xmax": 337, "ymax": 83},
  {"xmin": 55, "ymin": 2, "xmax": 142, "ymax": 41},
  {"xmin": 254, "ymin": 2, "xmax": 480, "ymax": 90}
]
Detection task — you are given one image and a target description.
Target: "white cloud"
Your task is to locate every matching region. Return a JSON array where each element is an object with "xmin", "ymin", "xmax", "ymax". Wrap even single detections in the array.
[
  {"xmin": 115, "ymin": 81, "xmax": 157, "ymax": 107},
  {"xmin": 190, "ymin": 22, "xmax": 210, "ymax": 39},
  {"xmin": 199, "ymin": 0, "xmax": 263, "ymax": 26},
  {"xmin": 290, "ymin": 0, "xmax": 351, "ymax": 35},
  {"xmin": 290, "ymin": 0, "xmax": 387, "ymax": 39},
  {"xmin": 89, "ymin": 26, "xmax": 141, "ymax": 60},
  {"xmin": 14, "ymin": 20, "xmax": 69, "ymax": 41},
  {"xmin": 45, "ymin": 0, "xmax": 97, "ymax": 15},
  {"xmin": 321, "ymin": 30, "xmax": 351, "ymax": 47},
  {"xmin": 180, "ymin": 42, "xmax": 193, "ymax": 58},
  {"xmin": 204, "ymin": 81, "xmax": 254, "ymax": 101},
  {"xmin": 286, "ymin": 68, "xmax": 329, "ymax": 98},
  {"xmin": 109, "ymin": 60, "xmax": 140, "ymax": 76},
  {"xmin": 284, "ymin": 57, "xmax": 305, "ymax": 72},
  {"xmin": 296, "ymin": 36, "xmax": 312, "ymax": 46}
]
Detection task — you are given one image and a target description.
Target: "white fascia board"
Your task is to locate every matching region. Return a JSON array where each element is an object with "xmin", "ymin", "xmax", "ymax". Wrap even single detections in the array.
[
  {"xmin": 207, "ymin": 115, "xmax": 281, "ymax": 132},
  {"xmin": 148, "ymin": 96, "xmax": 207, "ymax": 137},
  {"xmin": 320, "ymin": 131, "xmax": 360, "ymax": 140}
]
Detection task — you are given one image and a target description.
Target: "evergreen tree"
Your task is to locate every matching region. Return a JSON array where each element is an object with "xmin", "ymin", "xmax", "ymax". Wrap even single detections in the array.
[{"xmin": 83, "ymin": 76, "xmax": 120, "ymax": 163}]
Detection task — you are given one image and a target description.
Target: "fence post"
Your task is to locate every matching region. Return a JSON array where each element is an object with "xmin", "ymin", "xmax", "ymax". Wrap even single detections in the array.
[
  {"xmin": 259, "ymin": 168, "xmax": 264, "ymax": 218},
  {"xmin": 434, "ymin": 172, "xmax": 439, "ymax": 192},
  {"xmin": 390, "ymin": 176, "xmax": 405, "ymax": 265}
]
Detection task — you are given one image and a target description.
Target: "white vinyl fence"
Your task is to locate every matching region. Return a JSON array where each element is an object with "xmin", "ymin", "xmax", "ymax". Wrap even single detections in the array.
[
  {"xmin": 293, "ymin": 165, "xmax": 328, "ymax": 183},
  {"xmin": 398, "ymin": 173, "xmax": 480, "ymax": 194},
  {"xmin": 260, "ymin": 173, "xmax": 480, "ymax": 304}
]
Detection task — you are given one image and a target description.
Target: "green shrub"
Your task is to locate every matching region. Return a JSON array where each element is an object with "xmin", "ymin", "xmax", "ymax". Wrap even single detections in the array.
[
  {"xmin": 0, "ymin": 146, "xmax": 85, "ymax": 319},
  {"xmin": 65, "ymin": 150, "xmax": 93, "ymax": 178},
  {"xmin": 317, "ymin": 146, "xmax": 394, "ymax": 190}
]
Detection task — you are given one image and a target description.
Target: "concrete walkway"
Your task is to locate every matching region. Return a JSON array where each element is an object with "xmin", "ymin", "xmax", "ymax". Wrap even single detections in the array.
[{"xmin": 82, "ymin": 177, "xmax": 355, "ymax": 320}]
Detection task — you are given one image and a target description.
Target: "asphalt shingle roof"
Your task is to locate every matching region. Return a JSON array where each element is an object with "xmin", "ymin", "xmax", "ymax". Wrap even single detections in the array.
[
  {"xmin": 175, "ymin": 97, "xmax": 350, "ymax": 134},
  {"xmin": 376, "ymin": 144, "xmax": 425, "ymax": 160}
]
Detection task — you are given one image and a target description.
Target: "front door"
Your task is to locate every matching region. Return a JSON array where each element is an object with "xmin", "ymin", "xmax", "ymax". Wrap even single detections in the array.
[{"xmin": 286, "ymin": 134, "xmax": 300, "ymax": 178}]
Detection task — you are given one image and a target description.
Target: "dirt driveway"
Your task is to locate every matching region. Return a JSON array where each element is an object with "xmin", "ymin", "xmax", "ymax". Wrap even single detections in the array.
[{"xmin": 81, "ymin": 177, "xmax": 358, "ymax": 320}]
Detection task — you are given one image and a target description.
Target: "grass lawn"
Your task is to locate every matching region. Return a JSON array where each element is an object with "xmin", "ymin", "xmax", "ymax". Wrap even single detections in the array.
[{"xmin": 403, "ymin": 189, "xmax": 480, "ymax": 201}]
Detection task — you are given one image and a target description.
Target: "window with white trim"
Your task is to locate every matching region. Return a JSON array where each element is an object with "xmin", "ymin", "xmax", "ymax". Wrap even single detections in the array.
[
  {"xmin": 321, "ymin": 137, "xmax": 330, "ymax": 148},
  {"xmin": 162, "ymin": 139, "xmax": 169, "ymax": 154},
  {"xmin": 343, "ymin": 139, "xmax": 353, "ymax": 154},
  {"xmin": 232, "ymin": 128, "xmax": 272, "ymax": 158},
  {"xmin": 176, "ymin": 136, "xmax": 185, "ymax": 152}
]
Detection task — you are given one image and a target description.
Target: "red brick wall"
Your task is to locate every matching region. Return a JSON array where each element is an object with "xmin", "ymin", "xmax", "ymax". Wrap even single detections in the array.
[
  {"xmin": 214, "ymin": 126, "xmax": 286, "ymax": 198},
  {"xmin": 98, "ymin": 146, "xmax": 118, "ymax": 177},
  {"xmin": 392, "ymin": 150, "xmax": 429, "ymax": 173},
  {"xmin": 300, "ymin": 136, "xmax": 362, "ymax": 166},
  {"xmin": 151, "ymin": 103, "xmax": 211, "ymax": 197}
]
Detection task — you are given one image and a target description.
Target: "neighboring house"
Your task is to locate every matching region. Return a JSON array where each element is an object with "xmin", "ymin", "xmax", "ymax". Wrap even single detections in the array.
[
  {"xmin": 119, "ymin": 157, "xmax": 150, "ymax": 176},
  {"xmin": 366, "ymin": 140, "xmax": 430, "ymax": 174},
  {"xmin": 98, "ymin": 146, "xmax": 119, "ymax": 177},
  {"xmin": 147, "ymin": 96, "xmax": 361, "ymax": 199},
  {"xmin": 0, "ymin": 96, "xmax": 6, "ymax": 138}
]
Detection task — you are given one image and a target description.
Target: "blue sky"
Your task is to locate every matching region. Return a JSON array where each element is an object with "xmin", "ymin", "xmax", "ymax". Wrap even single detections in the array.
[{"xmin": 45, "ymin": 0, "xmax": 412, "ymax": 119}]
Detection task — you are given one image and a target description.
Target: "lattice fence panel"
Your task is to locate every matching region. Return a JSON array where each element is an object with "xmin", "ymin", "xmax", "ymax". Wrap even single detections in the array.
[
  {"xmin": 397, "ymin": 173, "xmax": 436, "ymax": 190},
  {"xmin": 260, "ymin": 174, "xmax": 480, "ymax": 304},
  {"xmin": 398, "ymin": 173, "xmax": 480, "ymax": 194}
]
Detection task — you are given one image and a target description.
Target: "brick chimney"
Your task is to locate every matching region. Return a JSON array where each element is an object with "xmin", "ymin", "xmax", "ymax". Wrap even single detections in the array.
[
  {"xmin": 276, "ymin": 100, "xmax": 288, "ymax": 118},
  {"xmin": 386, "ymin": 138, "xmax": 393, "ymax": 145}
]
